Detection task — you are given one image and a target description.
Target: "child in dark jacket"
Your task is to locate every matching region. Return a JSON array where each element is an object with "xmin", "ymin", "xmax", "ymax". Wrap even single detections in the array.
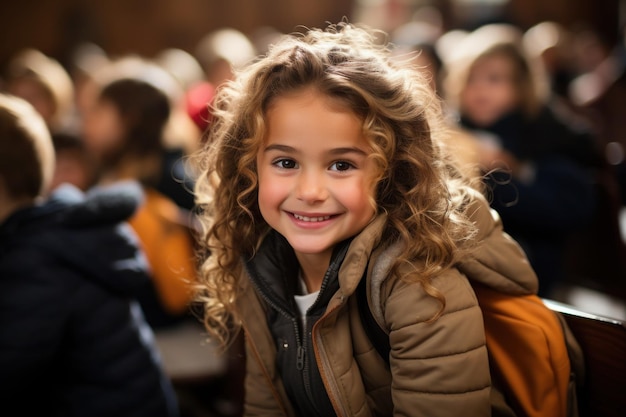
[
  {"xmin": 443, "ymin": 24, "xmax": 599, "ymax": 296},
  {"xmin": 0, "ymin": 93, "xmax": 179, "ymax": 417}
]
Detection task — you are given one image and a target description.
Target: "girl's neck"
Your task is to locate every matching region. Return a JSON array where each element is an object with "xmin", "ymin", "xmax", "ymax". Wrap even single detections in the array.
[{"xmin": 296, "ymin": 251, "xmax": 331, "ymax": 293}]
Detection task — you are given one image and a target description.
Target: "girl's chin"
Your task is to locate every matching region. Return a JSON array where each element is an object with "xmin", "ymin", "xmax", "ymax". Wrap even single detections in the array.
[{"xmin": 288, "ymin": 241, "xmax": 335, "ymax": 258}]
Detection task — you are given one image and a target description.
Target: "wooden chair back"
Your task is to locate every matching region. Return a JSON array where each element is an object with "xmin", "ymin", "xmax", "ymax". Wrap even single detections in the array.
[{"xmin": 543, "ymin": 299, "xmax": 626, "ymax": 417}]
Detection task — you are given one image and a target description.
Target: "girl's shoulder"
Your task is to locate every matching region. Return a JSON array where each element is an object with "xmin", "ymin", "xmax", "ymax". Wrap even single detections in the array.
[
  {"xmin": 379, "ymin": 261, "xmax": 477, "ymax": 317},
  {"xmin": 365, "ymin": 240, "xmax": 477, "ymax": 328}
]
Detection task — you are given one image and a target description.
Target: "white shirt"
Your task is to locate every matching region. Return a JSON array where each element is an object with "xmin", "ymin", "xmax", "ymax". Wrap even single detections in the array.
[{"xmin": 294, "ymin": 274, "xmax": 319, "ymax": 328}]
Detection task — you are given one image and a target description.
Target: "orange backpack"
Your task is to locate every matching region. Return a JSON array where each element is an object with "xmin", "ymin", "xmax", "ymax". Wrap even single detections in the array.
[
  {"xmin": 128, "ymin": 188, "xmax": 197, "ymax": 315},
  {"xmin": 357, "ymin": 279, "xmax": 584, "ymax": 417},
  {"xmin": 471, "ymin": 283, "xmax": 584, "ymax": 417}
]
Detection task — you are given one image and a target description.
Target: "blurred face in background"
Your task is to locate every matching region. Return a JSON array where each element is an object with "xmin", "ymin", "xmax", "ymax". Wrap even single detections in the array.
[
  {"xmin": 82, "ymin": 97, "xmax": 125, "ymax": 164},
  {"xmin": 50, "ymin": 148, "xmax": 93, "ymax": 192},
  {"xmin": 459, "ymin": 53, "xmax": 520, "ymax": 127}
]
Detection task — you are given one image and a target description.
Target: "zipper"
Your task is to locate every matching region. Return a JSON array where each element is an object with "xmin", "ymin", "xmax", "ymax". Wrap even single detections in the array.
[
  {"xmin": 247, "ymin": 274, "xmax": 305, "ymax": 368},
  {"xmin": 299, "ymin": 241, "xmax": 351, "ymax": 410},
  {"xmin": 248, "ymin": 275, "xmax": 323, "ymax": 411},
  {"xmin": 299, "ymin": 266, "xmax": 333, "ymax": 402},
  {"xmin": 311, "ymin": 293, "xmax": 350, "ymax": 417},
  {"xmin": 244, "ymin": 239, "xmax": 351, "ymax": 415},
  {"xmin": 296, "ymin": 345, "xmax": 305, "ymax": 370}
]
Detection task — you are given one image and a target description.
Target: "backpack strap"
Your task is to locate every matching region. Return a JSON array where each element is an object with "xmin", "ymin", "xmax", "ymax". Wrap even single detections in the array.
[{"xmin": 356, "ymin": 273, "xmax": 390, "ymax": 364}]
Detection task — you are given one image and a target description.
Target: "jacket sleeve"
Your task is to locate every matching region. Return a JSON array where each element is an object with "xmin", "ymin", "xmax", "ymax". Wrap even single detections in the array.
[{"xmin": 382, "ymin": 268, "xmax": 492, "ymax": 417}]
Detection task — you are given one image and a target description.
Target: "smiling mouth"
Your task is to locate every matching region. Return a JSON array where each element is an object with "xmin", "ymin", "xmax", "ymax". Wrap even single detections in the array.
[{"xmin": 292, "ymin": 213, "xmax": 332, "ymax": 222}]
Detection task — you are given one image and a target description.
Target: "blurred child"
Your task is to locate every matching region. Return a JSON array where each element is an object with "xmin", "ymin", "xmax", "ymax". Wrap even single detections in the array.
[
  {"xmin": 82, "ymin": 57, "xmax": 197, "ymax": 328},
  {"xmin": 49, "ymin": 131, "xmax": 96, "ymax": 191},
  {"xmin": 6, "ymin": 48, "xmax": 96, "ymax": 193},
  {"xmin": 189, "ymin": 27, "xmax": 257, "ymax": 138},
  {"xmin": 193, "ymin": 22, "xmax": 540, "ymax": 416},
  {"xmin": 5, "ymin": 48, "xmax": 75, "ymax": 134},
  {"xmin": 194, "ymin": 27, "xmax": 257, "ymax": 88},
  {"xmin": 390, "ymin": 35, "xmax": 483, "ymax": 180},
  {"xmin": 444, "ymin": 24, "xmax": 599, "ymax": 296},
  {"xmin": 0, "ymin": 94, "xmax": 179, "ymax": 416},
  {"xmin": 523, "ymin": 21, "xmax": 577, "ymax": 105},
  {"xmin": 154, "ymin": 48, "xmax": 205, "ymax": 211}
]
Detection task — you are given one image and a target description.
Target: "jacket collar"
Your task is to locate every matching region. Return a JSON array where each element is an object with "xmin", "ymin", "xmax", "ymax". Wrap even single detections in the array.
[
  {"xmin": 337, "ymin": 214, "xmax": 389, "ymax": 296},
  {"xmin": 243, "ymin": 213, "xmax": 391, "ymax": 308}
]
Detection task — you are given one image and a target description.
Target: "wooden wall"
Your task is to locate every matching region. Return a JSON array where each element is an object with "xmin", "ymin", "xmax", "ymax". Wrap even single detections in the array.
[
  {"xmin": 0, "ymin": 0, "xmax": 354, "ymax": 72},
  {"xmin": 505, "ymin": 0, "xmax": 621, "ymax": 44},
  {"xmin": 0, "ymin": 0, "xmax": 621, "ymax": 74}
]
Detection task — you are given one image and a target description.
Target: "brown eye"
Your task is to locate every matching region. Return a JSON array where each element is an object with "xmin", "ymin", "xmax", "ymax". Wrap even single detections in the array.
[
  {"xmin": 273, "ymin": 158, "xmax": 298, "ymax": 169},
  {"xmin": 330, "ymin": 161, "xmax": 354, "ymax": 171}
]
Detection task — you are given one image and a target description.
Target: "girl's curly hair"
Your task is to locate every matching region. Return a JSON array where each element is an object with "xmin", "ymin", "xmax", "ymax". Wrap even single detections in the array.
[{"xmin": 193, "ymin": 22, "xmax": 479, "ymax": 347}]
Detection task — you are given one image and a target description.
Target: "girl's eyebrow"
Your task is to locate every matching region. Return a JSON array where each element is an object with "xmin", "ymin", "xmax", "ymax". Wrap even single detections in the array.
[
  {"xmin": 263, "ymin": 143, "xmax": 368, "ymax": 157},
  {"xmin": 328, "ymin": 147, "xmax": 369, "ymax": 157},
  {"xmin": 263, "ymin": 144, "xmax": 296, "ymax": 153}
]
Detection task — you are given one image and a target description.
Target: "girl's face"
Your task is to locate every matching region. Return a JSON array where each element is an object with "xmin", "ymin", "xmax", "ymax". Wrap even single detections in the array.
[
  {"xmin": 459, "ymin": 54, "xmax": 520, "ymax": 127},
  {"xmin": 256, "ymin": 88, "xmax": 377, "ymax": 265}
]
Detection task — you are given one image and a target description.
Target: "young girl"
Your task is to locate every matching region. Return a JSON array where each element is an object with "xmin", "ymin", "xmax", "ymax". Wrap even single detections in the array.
[
  {"xmin": 443, "ymin": 24, "xmax": 599, "ymax": 297},
  {"xmin": 194, "ymin": 22, "xmax": 538, "ymax": 417}
]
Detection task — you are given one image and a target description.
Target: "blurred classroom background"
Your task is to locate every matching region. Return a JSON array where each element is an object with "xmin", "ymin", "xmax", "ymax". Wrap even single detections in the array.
[
  {"xmin": 0, "ymin": 0, "xmax": 621, "ymax": 70},
  {"xmin": 1, "ymin": 1, "xmax": 625, "ymax": 416}
]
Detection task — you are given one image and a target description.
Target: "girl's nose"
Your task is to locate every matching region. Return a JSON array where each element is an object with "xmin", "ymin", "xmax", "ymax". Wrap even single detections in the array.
[{"xmin": 296, "ymin": 171, "xmax": 327, "ymax": 203}]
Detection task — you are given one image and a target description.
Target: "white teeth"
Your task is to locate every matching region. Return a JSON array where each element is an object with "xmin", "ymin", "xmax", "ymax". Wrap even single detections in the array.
[{"xmin": 293, "ymin": 214, "xmax": 331, "ymax": 222}]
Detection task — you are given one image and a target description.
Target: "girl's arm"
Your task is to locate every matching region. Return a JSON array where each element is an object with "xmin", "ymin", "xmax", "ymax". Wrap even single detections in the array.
[{"xmin": 383, "ymin": 268, "xmax": 492, "ymax": 417}]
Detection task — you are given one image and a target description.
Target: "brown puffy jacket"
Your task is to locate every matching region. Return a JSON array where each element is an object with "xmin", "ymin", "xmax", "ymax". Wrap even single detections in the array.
[{"xmin": 237, "ymin": 191, "xmax": 538, "ymax": 417}]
